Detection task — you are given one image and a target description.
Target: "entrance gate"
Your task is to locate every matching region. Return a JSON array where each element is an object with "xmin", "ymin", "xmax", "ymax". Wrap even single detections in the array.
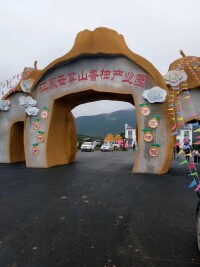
[{"xmin": 0, "ymin": 28, "xmax": 174, "ymax": 174}]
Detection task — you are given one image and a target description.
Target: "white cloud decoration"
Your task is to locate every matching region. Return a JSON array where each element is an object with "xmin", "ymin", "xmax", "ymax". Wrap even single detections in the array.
[
  {"xmin": 25, "ymin": 107, "xmax": 39, "ymax": 116},
  {"xmin": 163, "ymin": 70, "xmax": 188, "ymax": 86},
  {"xmin": 0, "ymin": 100, "xmax": 11, "ymax": 111},
  {"xmin": 19, "ymin": 96, "xmax": 37, "ymax": 108},
  {"xmin": 143, "ymin": 87, "xmax": 167, "ymax": 103}
]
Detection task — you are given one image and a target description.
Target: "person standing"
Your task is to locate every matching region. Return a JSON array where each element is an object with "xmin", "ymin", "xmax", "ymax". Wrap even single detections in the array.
[
  {"xmin": 132, "ymin": 142, "xmax": 135, "ymax": 151},
  {"xmin": 173, "ymin": 147, "xmax": 176, "ymax": 158},
  {"xmin": 176, "ymin": 145, "xmax": 180, "ymax": 158},
  {"xmin": 198, "ymin": 150, "xmax": 200, "ymax": 163},
  {"xmin": 185, "ymin": 148, "xmax": 191, "ymax": 163},
  {"xmin": 183, "ymin": 134, "xmax": 189, "ymax": 145},
  {"xmin": 192, "ymin": 149, "xmax": 198, "ymax": 163}
]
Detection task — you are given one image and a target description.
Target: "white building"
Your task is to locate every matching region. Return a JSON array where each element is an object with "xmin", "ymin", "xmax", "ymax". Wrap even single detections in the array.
[
  {"xmin": 125, "ymin": 123, "xmax": 137, "ymax": 148},
  {"xmin": 176, "ymin": 123, "xmax": 193, "ymax": 148},
  {"xmin": 124, "ymin": 123, "xmax": 193, "ymax": 149}
]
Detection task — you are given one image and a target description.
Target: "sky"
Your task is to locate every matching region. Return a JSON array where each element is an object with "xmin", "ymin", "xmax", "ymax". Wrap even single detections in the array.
[{"xmin": 0, "ymin": 0, "xmax": 200, "ymax": 117}]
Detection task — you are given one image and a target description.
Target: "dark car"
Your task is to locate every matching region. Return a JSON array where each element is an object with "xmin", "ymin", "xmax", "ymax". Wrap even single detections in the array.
[{"xmin": 196, "ymin": 192, "xmax": 200, "ymax": 251}]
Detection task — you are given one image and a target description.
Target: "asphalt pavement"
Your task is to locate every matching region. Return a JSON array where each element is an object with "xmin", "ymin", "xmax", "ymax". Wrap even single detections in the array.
[{"xmin": 0, "ymin": 150, "xmax": 200, "ymax": 267}]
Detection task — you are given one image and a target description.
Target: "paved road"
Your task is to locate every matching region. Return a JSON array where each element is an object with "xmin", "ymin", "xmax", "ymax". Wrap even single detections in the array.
[{"xmin": 0, "ymin": 150, "xmax": 200, "ymax": 267}]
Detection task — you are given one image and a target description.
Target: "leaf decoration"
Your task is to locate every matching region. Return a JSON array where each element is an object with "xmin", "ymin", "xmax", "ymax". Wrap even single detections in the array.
[
  {"xmin": 152, "ymin": 114, "xmax": 161, "ymax": 120},
  {"xmin": 151, "ymin": 143, "xmax": 161, "ymax": 147},
  {"xmin": 34, "ymin": 118, "xmax": 40, "ymax": 122},
  {"xmin": 32, "ymin": 143, "xmax": 39, "ymax": 147},
  {"xmin": 44, "ymin": 107, "xmax": 50, "ymax": 111},
  {"xmin": 38, "ymin": 131, "xmax": 44, "ymax": 134},
  {"xmin": 139, "ymin": 103, "xmax": 149, "ymax": 107},
  {"xmin": 142, "ymin": 128, "xmax": 151, "ymax": 133}
]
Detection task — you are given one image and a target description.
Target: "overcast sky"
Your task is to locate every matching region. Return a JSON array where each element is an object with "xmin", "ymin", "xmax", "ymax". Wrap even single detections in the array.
[{"xmin": 1, "ymin": 0, "xmax": 200, "ymax": 117}]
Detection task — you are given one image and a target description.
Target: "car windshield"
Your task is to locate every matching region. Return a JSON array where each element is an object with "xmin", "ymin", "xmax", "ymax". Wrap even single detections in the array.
[{"xmin": 102, "ymin": 144, "xmax": 109, "ymax": 146}]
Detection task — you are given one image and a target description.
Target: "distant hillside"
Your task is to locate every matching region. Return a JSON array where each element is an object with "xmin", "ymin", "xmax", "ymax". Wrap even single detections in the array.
[{"xmin": 75, "ymin": 109, "xmax": 136, "ymax": 137}]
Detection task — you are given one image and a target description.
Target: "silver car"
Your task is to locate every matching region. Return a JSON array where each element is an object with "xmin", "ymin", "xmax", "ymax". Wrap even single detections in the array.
[
  {"xmin": 100, "ymin": 143, "xmax": 114, "ymax": 152},
  {"xmin": 81, "ymin": 142, "xmax": 95, "ymax": 152}
]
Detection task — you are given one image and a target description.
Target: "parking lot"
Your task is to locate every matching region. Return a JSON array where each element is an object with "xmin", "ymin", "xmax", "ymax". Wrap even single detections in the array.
[{"xmin": 0, "ymin": 150, "xmax": 200, "ymax": 267}]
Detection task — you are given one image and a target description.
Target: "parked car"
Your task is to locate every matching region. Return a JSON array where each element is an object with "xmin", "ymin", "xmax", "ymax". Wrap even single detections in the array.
[
  {"xmin": 81, "ymin": 142, "xmax": 95, "ymax": 152},
  {"xmin": 111, "ymin": 142, "xmax": 121, "ymax": 149},
  {"xmin": 101, "ymin": 143, "xmax": 114, "ymax": 152}
]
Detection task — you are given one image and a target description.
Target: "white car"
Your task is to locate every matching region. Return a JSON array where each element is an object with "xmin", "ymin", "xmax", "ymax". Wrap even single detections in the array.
[
  {"xmin": 81, "ymin": 142, "xmax": 95, "ymax": 152},
  {"xmin": 101, "ymin": 143, "xmax": 114, "ymax": 152},
  {"xmin": 112, "ymin": 143, "xmax": 120, "ymax": 149}
]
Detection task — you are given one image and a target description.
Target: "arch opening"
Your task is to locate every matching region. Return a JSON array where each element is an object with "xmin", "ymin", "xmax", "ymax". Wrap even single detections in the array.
[
  {"xmin": 46, "ymin": 90, "xmax": 135, "ymax": 168},
  {"xmin": 10, "ymin": 121, "xmax": 25, "ymax": 163}
]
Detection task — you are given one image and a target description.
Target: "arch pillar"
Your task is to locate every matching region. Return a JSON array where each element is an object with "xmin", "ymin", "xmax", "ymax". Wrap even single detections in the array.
[
  {"xmin": 0, "ymin": 92, "xmax": 26, "ymax": 163},
  {"xmin": 46, "ymin": 100, "xmax": 76, "ymax": 167},
  {"xmin": 24, "ymin": 99, "xmax": 76, "ymax": 168},
  {"xmin": 133, "ymin": 95, "xmax": 174, "ymax": 174}
]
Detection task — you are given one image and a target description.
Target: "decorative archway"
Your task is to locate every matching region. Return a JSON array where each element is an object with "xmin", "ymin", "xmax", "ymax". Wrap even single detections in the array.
[
  {"xmin": 21, "ymin": 27, "xmax": 173, "ymax": 174},
  {"xmin": 166, "ymin": 55, "xmax": 200, "ymax": 127}
]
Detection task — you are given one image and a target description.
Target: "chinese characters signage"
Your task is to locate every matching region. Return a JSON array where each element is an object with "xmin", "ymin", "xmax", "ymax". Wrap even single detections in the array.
[
  {"xmin": 148, "ymin": 118, "xmax": 159, "ymax": 129},
  {"xmin": 40, "ymin": 110, "xmax": 48, "ymax": 119},
  {"xmin": 38, "ymin": 69, "xmax": 148, "ymax": 93},
  {"xmin": 33, "ymin": 122, "xmax": 40, "ymax": 130},
  {"xmin": 149, "ymin": 147, "xmax": 159, "ymax": 157},
  {"xmin": 141, "ymin": 106, "xmax": 151, "ymax": 116},
  {"xmin": 32, "ymin": 146, "xmax": 39, "ymax": 155},
  {"xmin": 37, "ymin": 134, "xmax": 44, "ymax": 143},
  {"xmin": 144, "ymin": 132, "xmax": 154, "ymax": 142}
]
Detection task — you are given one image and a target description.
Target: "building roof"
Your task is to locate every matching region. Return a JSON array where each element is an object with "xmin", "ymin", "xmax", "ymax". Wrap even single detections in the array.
[{"xmin": 125, "ymin": 123, "xmax": 135, "ymax": 130}]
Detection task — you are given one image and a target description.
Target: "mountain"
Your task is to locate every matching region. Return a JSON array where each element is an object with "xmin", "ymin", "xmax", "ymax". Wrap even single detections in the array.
[{"xmin": 75, "ymin": 109, "xmax": 136, "ymax": 137}]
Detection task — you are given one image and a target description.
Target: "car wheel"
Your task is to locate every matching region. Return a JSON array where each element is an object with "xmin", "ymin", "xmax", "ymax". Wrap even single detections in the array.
[{"xmin": 197, "ymin": 210, "xmax": 200, "ymax": 251}]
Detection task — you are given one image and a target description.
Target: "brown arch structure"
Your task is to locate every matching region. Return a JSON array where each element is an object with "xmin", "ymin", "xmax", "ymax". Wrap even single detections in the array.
[
  {"xmin": 0, "ymin": 27, "xmax": 175, "ymax": 174},
  {"xmin": 21, "ymin": 27, "xmax": 173, "ymax": 174}
]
